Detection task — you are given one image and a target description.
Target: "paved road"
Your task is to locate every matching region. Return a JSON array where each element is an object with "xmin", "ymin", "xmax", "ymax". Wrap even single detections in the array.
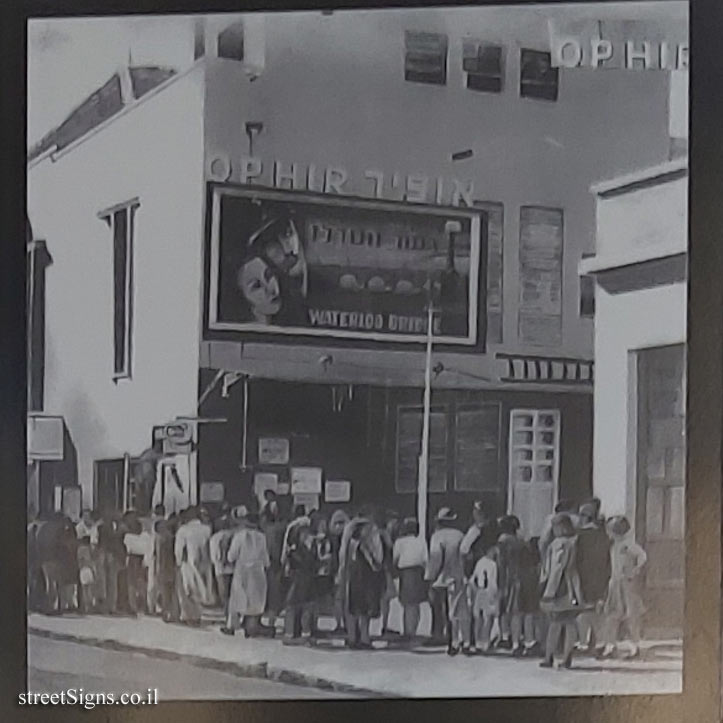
[{"xmin": 28, "ymin": 635, "xmax": 349, "ymax": 701}]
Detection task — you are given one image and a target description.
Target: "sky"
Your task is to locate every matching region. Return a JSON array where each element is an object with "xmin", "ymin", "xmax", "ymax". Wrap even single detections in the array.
[{"xmin": 27, "ymin": 2, "xmax": 688, "ymax": 148}]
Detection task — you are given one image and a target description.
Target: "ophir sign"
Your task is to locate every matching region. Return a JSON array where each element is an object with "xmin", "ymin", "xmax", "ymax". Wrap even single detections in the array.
[{"xmin": 206, "ymin": 184, "xmax": 484, "ymax": 346}]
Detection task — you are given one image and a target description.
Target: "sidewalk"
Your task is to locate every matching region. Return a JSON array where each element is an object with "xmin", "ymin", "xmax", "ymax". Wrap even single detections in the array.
[{"xmin": 28, "ymin": 611, "xmax": 682, "ymax": 699}]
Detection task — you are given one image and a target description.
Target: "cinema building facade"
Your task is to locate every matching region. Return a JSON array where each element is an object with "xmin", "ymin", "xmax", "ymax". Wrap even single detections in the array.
[{"xmin": 27, "ymin": 10, "xmax": 682, "ymax": 538}]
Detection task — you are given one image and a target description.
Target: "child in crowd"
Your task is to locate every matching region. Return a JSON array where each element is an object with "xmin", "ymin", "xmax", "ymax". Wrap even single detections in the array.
[
  {"xmin": 77, "ymin": 536, "xmax": 96, "ymax": 613},
  {"xmin": 312, "ymin": 514, "xmax": 334, "ymax": 635},
  {"xmin": 599, "ymin": 516, "xmax": 647, "ymax": 660},
  {"xmin": 518, "ymin": 536, "xmax": 543, "ymax": 657},
  {"xmin": 495, "ymin": 515, "xmax": 527, "ymax": 656},
  {"xmin": 392, "ymin": 518, "xmax": 428, "ymax": 641},
  {"xmin": 539, "ymin": 514, "xmax": 584, "ymax": 670},
  {"xmin": 470, "ymin": 545, "xmax": 500, "ymax": 654}
]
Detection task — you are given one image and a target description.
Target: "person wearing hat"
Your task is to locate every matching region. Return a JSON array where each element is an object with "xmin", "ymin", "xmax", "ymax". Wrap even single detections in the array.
[
  {"xmin": 574, "ymin": 501, "xmax": 612, "ymax": 654},
  {"xmin": 223, "ymin": 511, "xmax": 274, "ymax": 638},
  {"xmin": 599, "ymin": 515, "xmax": 647, "ymax": 660},
  {"xmin": 425, "ymin": 507, "xmax": 471, "ymax": 655}
]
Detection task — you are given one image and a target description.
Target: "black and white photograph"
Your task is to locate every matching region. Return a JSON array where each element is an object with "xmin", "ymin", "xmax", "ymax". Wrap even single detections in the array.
[{"xmin": 24, "ymin": 1, "xmax": 690, "ymax": 702}]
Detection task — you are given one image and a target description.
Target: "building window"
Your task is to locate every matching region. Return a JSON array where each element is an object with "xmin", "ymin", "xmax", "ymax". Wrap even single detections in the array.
[
  {"xmin": 99, "ymin": 200, "xmax": 139, "ymax": 380},
  {"xmin": 520, "ymin": 49, "xmax": 559, "ymax": 101},
  {"xmin": 218, "ymin": 21, "xmax": 245, "ymax": 61},
  {"xmin": 463, "ymin": 41, "xmax": 504, "ymax": 93},
  {"xmin": 454, "ymin": 404, "xmax": 501, "ymax": 491},
  {"xmin": 475, "ymin": 201, "xmax": 504, "ymax": 344},
  {"xmin": 580, "ymin": 274, "xmax": 595, "ymax": 318},
  {"xmin": 193, "ymin": 19, "xmax": 206, "ymax": 60},
  {"xmin": 404, "ymin": 31, "xmax": 448, "ymax": 85},
  {"xmin": 518, "ymin": 206, "xmax": 564, "ymax": 346},
  {"xmin": 396, "ymin": 405, "xmax": 448, "ymax": 493}
]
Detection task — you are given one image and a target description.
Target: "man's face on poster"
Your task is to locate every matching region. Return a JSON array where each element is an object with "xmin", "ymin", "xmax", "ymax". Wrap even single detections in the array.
[{"xmin": 264, "ymin": 220, "xmax": 304, "ymax": 277}]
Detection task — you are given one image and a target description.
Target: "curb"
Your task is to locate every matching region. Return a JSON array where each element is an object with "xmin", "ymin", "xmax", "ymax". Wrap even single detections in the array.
[{"xmin": 28, "ymin": 627, "xmax": 393, "ymax": 699}]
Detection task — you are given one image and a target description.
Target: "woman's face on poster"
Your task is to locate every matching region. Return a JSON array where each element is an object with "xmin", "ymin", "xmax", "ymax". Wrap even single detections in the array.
[{"xmin": 237, "ymin": 256, "xmax": 282, "ymax": 320}]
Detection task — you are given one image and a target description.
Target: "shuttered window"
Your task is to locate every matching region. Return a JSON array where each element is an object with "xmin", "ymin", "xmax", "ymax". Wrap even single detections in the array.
[
  {"xmin": 396, "ymin": 405, "xmax": 448, "ymax": 492},
  {"xmin": 404, "ymin": 31, "xmax": 448, "ymax": 85},
  {"xmin": 454, "ymin": 405, "xmax": 501, "ymax": 491},
  {"xmin": 463, "ymin": 41, "xmax": 504, "ymax": 93},
  {"xmin": 99, "ymin": 200, "xmax": 139, "ymax": 380},
  {"xmin": 518, "ymin": 206, "xmax": 563, "ymax": 346}
]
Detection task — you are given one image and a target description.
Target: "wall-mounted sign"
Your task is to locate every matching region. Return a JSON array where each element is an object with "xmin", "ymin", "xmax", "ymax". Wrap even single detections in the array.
[
  {"xmin": 293, "ymin": 493, "xmax": 320, "ymax": 514},
  {"xmin": 253, "ymin": 472, "xmax": 279, "ymax": 506},
  {"xmin": 258, "ymin": 437, "xmax": 290, "ymax": 465},
  {"xmin": 207, "ymin": 185, "xmax": 482, "ymax": 345},
  {"xmin": 200, "ymin": 481, "xmax": 225, "ymax": 503},
  {"xmin": 291, "ymin": 467, "xmax": 323, "ymax": 495},
  {"xmin": 325, "ymin": 480, "xmax": 351, "ymax": 503},
  {"xmin": 207, "ymin": 155, "xmax": 477, "ymax": 208},
  {"xmin": 27, "ymin": 415, "xmax": 64, "ymax": 461}
]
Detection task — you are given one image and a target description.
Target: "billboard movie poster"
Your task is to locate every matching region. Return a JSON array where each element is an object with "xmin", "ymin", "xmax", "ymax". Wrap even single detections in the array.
[{"xmin": 207, "ymin": 185, "xmax": 483, "ymax": 345}]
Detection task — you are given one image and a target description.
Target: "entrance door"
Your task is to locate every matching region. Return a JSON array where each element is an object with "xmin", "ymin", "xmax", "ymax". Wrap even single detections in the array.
[
  {"xmin": 94, "ymin": 459, "xmax": 125, "ymax": 516},
  {"xmin": 508, "ymin": 409, "xmax": 561, "ymax": 537},
  {"xmin": 636, "ymin": 344, "xmax": 685, "ymax": 637}
]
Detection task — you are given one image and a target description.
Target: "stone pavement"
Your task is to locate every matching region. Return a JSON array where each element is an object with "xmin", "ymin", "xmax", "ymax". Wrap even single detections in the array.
[{"xmin": 28, "ymin": 611, "xmax": 682, "ymax": 699}]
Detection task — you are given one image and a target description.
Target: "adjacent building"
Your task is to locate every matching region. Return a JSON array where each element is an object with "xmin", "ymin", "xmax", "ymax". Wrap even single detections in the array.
[
  {"xmin": 581, "ymin": 58, "xmax": 687, "ymax": 634},
  {"xmin": 27, "ymin": 8, "xmax": 683, "ymax": 538}
]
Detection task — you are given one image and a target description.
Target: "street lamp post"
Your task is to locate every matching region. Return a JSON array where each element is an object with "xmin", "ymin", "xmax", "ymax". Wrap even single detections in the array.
[{"xmin": 417, "ymin": 300, "xmax": 435, "ymax": 541}]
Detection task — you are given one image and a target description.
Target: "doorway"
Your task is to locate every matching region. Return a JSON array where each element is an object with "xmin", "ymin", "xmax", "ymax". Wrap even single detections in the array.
[
  {"xmin": 508, "ymin": 409, "xmax": 561, "ymax": 537},
  {"xmin": 94, "ymin": 459, "xmax": 125, "ymax": 516},
  {"xmin": 636, "ymin": 344, "xmax": 685, "ymax": 637}
]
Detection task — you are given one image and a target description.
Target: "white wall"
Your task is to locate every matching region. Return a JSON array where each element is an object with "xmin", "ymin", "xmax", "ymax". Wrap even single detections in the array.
[
  {"xmin": 595, "ymin": 175, "xmax": 687, "ymax": 267},
  {"xmin": 27, "ymin": 66, "xmax": 206, "ymax": 506},
  {"xmin": 592, "ymin": 281, "xmax": 686, "ymax": 519}
]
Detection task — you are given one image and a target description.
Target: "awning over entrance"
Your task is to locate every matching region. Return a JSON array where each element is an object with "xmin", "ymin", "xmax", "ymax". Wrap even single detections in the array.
[{"xmin": 200, "ymin": 341, "xmax": 593, "ymax": 394}]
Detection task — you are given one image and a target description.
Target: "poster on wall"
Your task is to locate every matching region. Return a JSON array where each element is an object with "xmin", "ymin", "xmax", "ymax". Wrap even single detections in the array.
[
  {"xmin": 200, "ymin": 482, "xmax": 225, "ymax": 503},
  {"xmin": 293, "ymin": 493, "xmax": 320, "ymax": 513},
  {"xmin": 258, "ymin": 437, "xmax": 290, "ymax": 465},
  {"xmin": 291, "ymin": 467, "xmax": 323, "ymax": 494},
  {"xmin": 325, "ymin": 480, "xmax": 351, "ymax": 503},
  {"xmin": 253, "ymin": 472, "xmax": 279, "ymax": 506},
  {"xmin": 207, "ymin": 187, "xmax": 482, "ymax": 345}
]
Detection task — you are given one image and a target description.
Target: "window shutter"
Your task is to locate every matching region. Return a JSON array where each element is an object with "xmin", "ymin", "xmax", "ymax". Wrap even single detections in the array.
[
  {"xmin": 454, "ymin": 405, "xmax": 501, "ymax": 491},
  {"xmin": 520, "ymin": 49, "xmax": 559, "ymax": 101},
  {"xmin": 396, "ymin": 406, "xmax": 448, "ymax": 493},
  {"xmin": 463, "ymin": 41, "xmax": 504, "ymax": 93},
  {"xmin": 518, "ymin": 207, "xmax": 563, "ymax": 346},
  {"xmin": 404, "ymin": 31, "xmax": 448, "ymax": 85}
]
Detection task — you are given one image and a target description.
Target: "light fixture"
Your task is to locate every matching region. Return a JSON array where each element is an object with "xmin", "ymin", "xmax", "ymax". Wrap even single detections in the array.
[{"xmin": 245, "ymin": 121, "xmax": 264, "ymax": 155}]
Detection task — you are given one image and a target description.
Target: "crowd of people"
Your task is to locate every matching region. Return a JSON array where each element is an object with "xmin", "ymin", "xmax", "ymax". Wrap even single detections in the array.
[{"xmin": 27, "ymin": 492, "xmax": 648, "ymax": 669}]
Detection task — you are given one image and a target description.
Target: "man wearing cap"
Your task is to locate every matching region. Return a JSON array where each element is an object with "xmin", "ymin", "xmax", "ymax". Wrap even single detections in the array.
[{"xmin": 425, "ymin": 507, "xmax": 471, "ymax": 655}]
